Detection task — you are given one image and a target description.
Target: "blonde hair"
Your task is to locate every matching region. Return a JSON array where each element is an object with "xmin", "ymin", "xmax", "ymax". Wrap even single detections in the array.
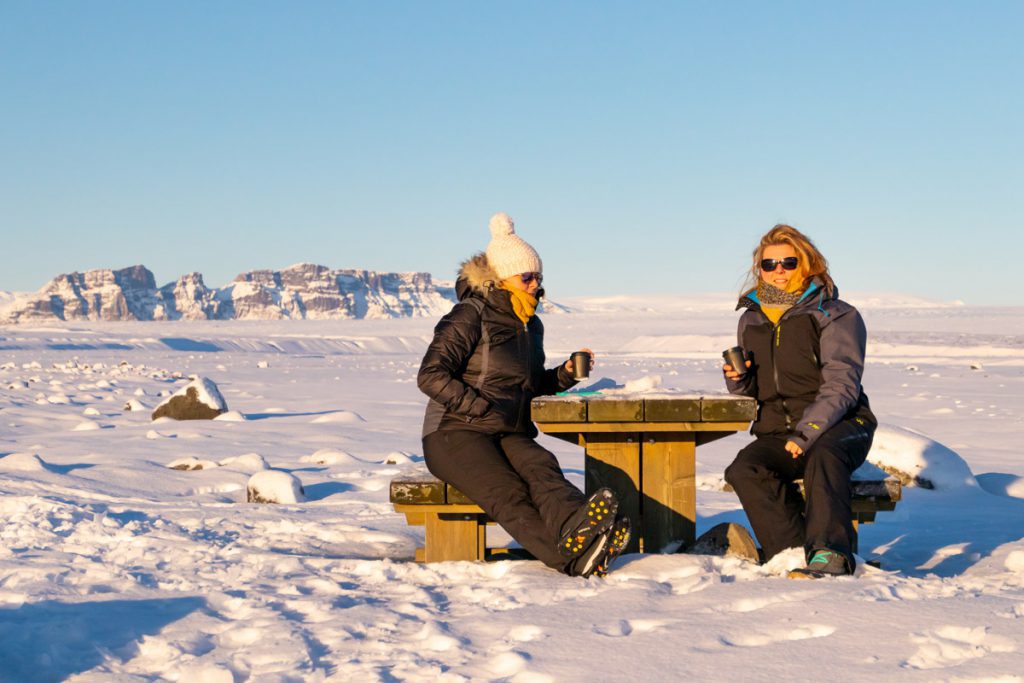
[{"xmin": 742, "ymin": 224, "xmax": 834, "ymax": 296}]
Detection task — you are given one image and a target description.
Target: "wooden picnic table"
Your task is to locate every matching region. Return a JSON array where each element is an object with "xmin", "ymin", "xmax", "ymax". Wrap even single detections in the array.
[{"xmin": 532, "ymin": 393, "xmax": 757, "ymax": 554}]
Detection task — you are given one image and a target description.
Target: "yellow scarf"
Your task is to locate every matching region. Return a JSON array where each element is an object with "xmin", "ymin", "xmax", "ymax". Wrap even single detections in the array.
[{"xmin": 500, "ymin": 285, "xmax": 538, "ymax": 325}]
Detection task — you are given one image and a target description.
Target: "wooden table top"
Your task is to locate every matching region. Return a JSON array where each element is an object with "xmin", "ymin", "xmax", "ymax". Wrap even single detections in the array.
[{"xmin": 531, "ymin": 393, "xmax": 757, "ymax": 425}]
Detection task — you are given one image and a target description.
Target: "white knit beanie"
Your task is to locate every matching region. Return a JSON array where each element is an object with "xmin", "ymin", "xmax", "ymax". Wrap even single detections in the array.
[{"xmin": 484, "ymin": 213, "xmax": 542, "ymax": 280}]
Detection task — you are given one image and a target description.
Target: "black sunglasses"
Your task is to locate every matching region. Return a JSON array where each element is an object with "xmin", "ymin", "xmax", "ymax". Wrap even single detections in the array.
[
  {"xmin": 760, "ymin": 257, "xmax": 799, "ymax": 272},
  {"xmin": 520, "ymin": 272, "xmax": 543, "ymax": 285}
]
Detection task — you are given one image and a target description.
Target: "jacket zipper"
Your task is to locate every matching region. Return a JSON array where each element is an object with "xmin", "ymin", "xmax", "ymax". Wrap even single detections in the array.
[
  {"xmin": 768, "ymin": 317, "xmax": 794, "ymax": 432},
  {"xmin": 515, "ymin": 322, "xmax": 530, "ymax": 431}
]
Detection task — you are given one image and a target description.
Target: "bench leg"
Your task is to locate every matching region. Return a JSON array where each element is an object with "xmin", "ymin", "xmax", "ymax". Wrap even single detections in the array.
[{"xmin": 424, "ymin": 512, "xmax": 487, "ymax": 562}]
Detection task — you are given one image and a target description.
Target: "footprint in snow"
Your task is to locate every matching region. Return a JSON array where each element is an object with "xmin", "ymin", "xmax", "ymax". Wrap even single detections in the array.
[
  {"xmin": 720, "ymin": 624, "xmax": 836, "ymax": 648},
  {"xmin": 903, "ymin": 625, "xmax": 1016, "ymax": 669},
  {"xmin": 595, "ymin": 619, "xmax": 671, "ymax": 637}
]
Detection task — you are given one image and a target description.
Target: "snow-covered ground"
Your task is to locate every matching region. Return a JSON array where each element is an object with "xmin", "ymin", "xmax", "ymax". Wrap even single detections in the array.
[{"xmin": 1, "ymin": 296, "xmax": 1022, "ymax": 681}]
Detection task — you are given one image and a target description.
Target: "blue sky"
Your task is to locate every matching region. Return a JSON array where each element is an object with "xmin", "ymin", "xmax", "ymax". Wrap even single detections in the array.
[{"xmin": 2, "ymin": 2, "xmax": 1021, "ymax": 304}]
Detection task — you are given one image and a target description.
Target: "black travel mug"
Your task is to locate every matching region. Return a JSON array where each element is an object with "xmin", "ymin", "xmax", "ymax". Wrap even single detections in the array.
[
  {"xmin": 722, "ymin": 346, "xmax": 747, "ymax": 378},
  {"xmin": 570, "ymin": 351, "xmax": 592, "ymax": 381}
]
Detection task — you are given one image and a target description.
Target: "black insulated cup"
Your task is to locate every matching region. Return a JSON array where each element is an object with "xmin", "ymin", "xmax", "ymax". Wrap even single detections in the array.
[
  {"xmin": 722, "ymin": 346, "xmax": 747, "ymax": 377},
  {"xmin": 570, "ymin": 351, "xmax": 591, "ymax": 381}
]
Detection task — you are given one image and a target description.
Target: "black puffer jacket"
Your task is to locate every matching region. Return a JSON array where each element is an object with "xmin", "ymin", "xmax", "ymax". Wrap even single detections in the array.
[
  {"xmin": 418, "ymin": 254, "xmax": 576, "ymax": 438},
  {"xmin": 726, "ymin": 278, "xmax": 876, "ymax": 451}
]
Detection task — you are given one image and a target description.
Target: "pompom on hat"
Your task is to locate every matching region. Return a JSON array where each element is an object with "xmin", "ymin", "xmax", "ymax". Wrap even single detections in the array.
[{"xmin": 485, "ymin": 212, "xmax": 542, "ymax": 281}]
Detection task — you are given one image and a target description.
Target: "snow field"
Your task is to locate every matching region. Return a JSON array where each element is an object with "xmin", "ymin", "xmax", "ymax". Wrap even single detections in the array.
[{"xmin": 0, "ymin": 305, "xmax": 1022, "ymax": 680}]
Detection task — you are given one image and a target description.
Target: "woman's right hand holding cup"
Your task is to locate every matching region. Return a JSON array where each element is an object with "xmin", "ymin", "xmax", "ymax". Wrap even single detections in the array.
[
  {"xmin": 722, "ymin": 360, "xmax": 752, "ymax": 381},
  {"xmin": 722, "ymin": 346, "xmax": 750, "ymax": 381}
]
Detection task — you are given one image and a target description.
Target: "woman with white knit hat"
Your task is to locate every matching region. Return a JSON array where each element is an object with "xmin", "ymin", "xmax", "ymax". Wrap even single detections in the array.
[{"xmin": 418, "ymin": 213, "xmax": 630, "ymax": 578}]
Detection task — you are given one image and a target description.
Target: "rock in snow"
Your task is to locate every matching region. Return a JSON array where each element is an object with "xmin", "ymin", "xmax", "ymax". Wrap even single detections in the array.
[
  {"xmin": 123, "ymin": 399, "xmax": 147, "ymax": 412},
  {"xmin": 166, "ymin": 456, "xmax": 219, "ymax": 471},
  {"xmin": 218, "ymin": 452, "xmax": 269, "ymax": 473},
  {"xmin": 151, "ymin": 377, "xmax": 228, "ymax": 421},
  {"xmin": 247, "ymin": 470, "xmax": 306, "ymax": 504},
  {"xmin": 867, "ymin": 424, "xmax": 976, "ymax": 490}
]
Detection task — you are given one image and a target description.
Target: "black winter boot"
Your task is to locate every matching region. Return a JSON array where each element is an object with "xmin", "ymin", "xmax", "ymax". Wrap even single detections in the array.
[
  {"xmin": 787, "ymin": 548, "xmax": 853, "ymax": 579},
  {"xmin": 558, "ymin": 488, "xmax": 619, "ymax": 559},
  {"xmin": 568, "ymin": 516, "xmax": 631, "ymax": 579}
]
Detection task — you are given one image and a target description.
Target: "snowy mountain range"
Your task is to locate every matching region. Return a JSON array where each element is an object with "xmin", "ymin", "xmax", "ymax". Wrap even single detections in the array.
[{"xmin": 0, "ymin": 264, "xmax": 459, "ymax": 323}]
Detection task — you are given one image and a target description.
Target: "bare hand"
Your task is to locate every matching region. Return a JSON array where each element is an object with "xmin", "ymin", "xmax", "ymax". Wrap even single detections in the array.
[
  {"xmin": 722, "ymin": 359, "xmax": 752, "ymax": 381},
  {"xmin": 565, "ymin": 347, "xmax": 595, "ymax": 374},
  {"xmin": 785, "ymin": 440, "xmax": 804, "ymax": 458}
]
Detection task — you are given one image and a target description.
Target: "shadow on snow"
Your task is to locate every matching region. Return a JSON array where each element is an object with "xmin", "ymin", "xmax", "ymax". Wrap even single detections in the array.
[{"xmin": 0, "ymin": 597, "xmax": 206, "ymax": 682}]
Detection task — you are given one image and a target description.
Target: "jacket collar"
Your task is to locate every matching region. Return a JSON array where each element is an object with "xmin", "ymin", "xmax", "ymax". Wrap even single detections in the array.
[{"xmin": 737, "ymin": 277, "xmax": 837, "ymax": 313}]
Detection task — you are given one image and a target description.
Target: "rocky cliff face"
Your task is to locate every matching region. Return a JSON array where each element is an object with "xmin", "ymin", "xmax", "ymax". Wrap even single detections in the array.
[{"xmin": 1, "ymin": 264, "xmax": 459, "ymax": 323}]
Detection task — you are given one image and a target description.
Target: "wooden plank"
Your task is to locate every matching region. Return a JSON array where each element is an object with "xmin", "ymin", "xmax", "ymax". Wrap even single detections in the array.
[
  {"xmin": 446, "ymin": 484, "xmax": 474, "ymax": 505},
  {"xmin": 536, "ymin": 421, "xmax": 750, "ymax": 434},
  {"xmin": 586, "ymin": 398, "xmax": 644, "ymax": 422},
  {"xmin": 402, "ymin": 511, "xmax": 426, "ymax": 526},
  {"xmin": 701, "ymin": 395, "xmax": 757, "ymax": 422},
  {"xmin": 390, "ymin": 476, "xmax": 446, "ymax": 504},
  {"xmin": 641, "ymin": 432, "xmax": 697, "ymax": 553},
  {"xmin": 424, "ymin": 512, "xmax": 486, "ymax": 562},
  {"xmin": 531, "ymin": 397, "xmax": 587, "ymax": 423},
  {"xmin": 583, "ymin": 432, "xmax": 642, "ymax": 554},
  {"xmin": 644, "ymin": 397, "xmax": 701, "ymax": 422},
  {"xmin": 394, "ymin": 503, "xmax": 486, "ymax": 514}
]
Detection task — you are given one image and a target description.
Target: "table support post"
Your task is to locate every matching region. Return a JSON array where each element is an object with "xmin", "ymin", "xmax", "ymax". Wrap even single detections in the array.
[
  {"xmin": 641, "ymin": 432, "xmax": 697, "ymax": 552},
  {"xmin": 582, "ymin": 433, "xmax": 642, "ymax": 554}
]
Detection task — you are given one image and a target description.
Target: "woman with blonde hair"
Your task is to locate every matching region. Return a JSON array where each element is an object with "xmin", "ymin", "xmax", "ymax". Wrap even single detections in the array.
[{"xmin": 722, "ymin": 224, "xmax": 876, "ymax": 579}]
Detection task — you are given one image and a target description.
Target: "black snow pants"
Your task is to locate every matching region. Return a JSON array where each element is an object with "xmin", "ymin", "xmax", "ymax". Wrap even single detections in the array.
[
  {"xmin": 724, "ymin": 418, "xmax": 874, "ymax": 567},
  {"xmin": 422, "ymin": 429, "xmax": 587, "ymax": 571}
]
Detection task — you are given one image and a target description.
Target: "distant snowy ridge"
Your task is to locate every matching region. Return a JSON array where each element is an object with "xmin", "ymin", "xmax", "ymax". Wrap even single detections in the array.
[
  {"xmin": 560, "ymin": 292, "xmax": 965, "ymax": 314},
  {"xmin": 0, "ymin": 264, "xmax": 460, "ymax": 323}
]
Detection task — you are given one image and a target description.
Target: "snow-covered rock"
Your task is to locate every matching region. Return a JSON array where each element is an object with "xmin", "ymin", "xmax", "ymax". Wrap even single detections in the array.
[
  {"xmin": 124, "ymin": 399, "xmax": 147, "ymax": 412},
  {"xmin": 213, "ymin": 410, "xmax": 246, "ymax": 422},
  {"xmin": 382, "ymin": 451, "xmax": 414, "ymax": 465},
  {"xmin": 246, "ymin": 470, "xmax": 306, "ymax": 504},
  {"xmin": 0, "ymin": 452, "xmax": 47, "ymax": 472},
  {"xmin": 151, "ymin": 377, "xmax": 227, "ymax": 421},
  {"xmin": 867, "ymin": 424, "xmax": 976, "ymax": 490},
  {"xmin": 166, "ymin": 456, "xmax": 219, "ymax": 471},
  {"xmin": 310, "ymin": 410, "xmax": 365, "ymax": 424},
  {"xmin": 218, "ymin": 453, "xmax": 269, "ymax": 472},
  {"xmin": 301, "ymin": 449, "xmax": 359, "ymax": 465}
]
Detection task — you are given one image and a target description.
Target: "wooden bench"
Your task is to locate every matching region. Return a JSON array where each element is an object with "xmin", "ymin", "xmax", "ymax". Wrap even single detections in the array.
[
  {"xmin": 723, "ymin": 461, "xmax": 902, "ymax": 554},
  {"xmin": 390, "ymin": 473, "xmax": 497, "ymax": 563},
  {"xmin": 392, "ymin": 462, "xmax": 901, "ymax": 562},
  {"xmin": 843, "ymin": 462, "xmax": 902, "ymax": 553}
]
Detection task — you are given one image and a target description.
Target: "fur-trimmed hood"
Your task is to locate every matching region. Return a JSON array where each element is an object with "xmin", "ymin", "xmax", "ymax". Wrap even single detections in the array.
[
  {"xmin": 455, "ymin": 253, "xmax": 545, "ymax": 303},
  {"xmin": 457, "ymin": 253, "xmax": 499, "ymax": 298}
]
